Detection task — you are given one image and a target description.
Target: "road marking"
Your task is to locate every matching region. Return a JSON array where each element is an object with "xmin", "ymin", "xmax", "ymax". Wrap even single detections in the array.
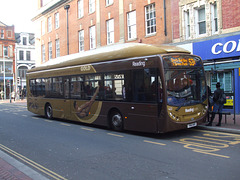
[
  {"xmin": 22, "ymin": 115, "xmax": 28, "ymax": 117},
  {"xmin": 192, "ymin": 129, "xmax": 240, "ymax": 137},
  {"xmin": 44, "ymin": 120, "xmax": 53, "ymax": 122},
  {"xmin": 144, "ymin": 140, "xmax": 166, "ymax": 146},
  {"xmin": 81, "ymin": 127, "xmax": 94, "ymax": 131},
  {"xmin": 32, "ymin": 117, "xmax": 40, "ymax": 120},
  {"xmin": 0, "ymin": 144, "xmax": 67, "ymax": 180},
  {"xmin": 107, "ymin": 133, "xmax": 124, "ymax": 138},
  {"xmin": 173, "ymin": 130, "xmax": 240, "ymax": 158},
  {"xmin": 60, "ymin": 123, "xmax": 71, "ymax": 127},
  {"xmin": 193, "ymin": 136, "xmax": 240, "ymax": 145}
]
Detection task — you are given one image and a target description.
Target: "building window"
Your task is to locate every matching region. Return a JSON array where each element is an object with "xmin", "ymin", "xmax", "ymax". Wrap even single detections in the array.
[
  {"xmin": 55, "ymin": 39, "xmax": 60, "ymax": 57},
  {"xmin": 48, "ymin": 16, "xmax": 52, "ymax": 32},
  {"xmin": 106, "ymin": 0, "xmax": 113, "ymax": 6},
  {"xmin": 23, "ymin": 37, "xmax": 27, "ymax": 45},
  {"xmin": 26, "ymin": 51, "xmax": 31, "ymax": 60},
  {"xmin": 107, "ymin": 19, "xmax": 114, "ymax": 45},
  {"xmin": 19, "ymin": 51, "xmax": 24, "ymax": 60},
  {"xmin": 127, "ymin": 10, "xmax": 137, "ymax": 40},
  {"xmin": 41, "ymin": 20, "xmax": 45, "ymax": 35},
  {"xmin": 1, "ymin": 30, "xmax": 3, "ymax": 39},
  {"xmin": 78, "ymin": 0, "xmax": 84, "ymax": 18},
  {"xmin": 3, "ymin": 46, "xmax": 8, "ymax": 57},
  {"xmin": 48, "ymin": 42, "xmax": 52, "ymax": 60},
  {"xmin": 89, "ymin": 0, "xmax": 95, "ymax": 14},
  {"xmin": 79, "ymin": 30, "xmax": 84, "ymax": 52},
  {"xmin": 89, "ymin": 26, "xmax": 96, "ymax": 49},
  {"xmin": 145, "ymin": 3, "xmax": 156, "ymax": 35},
  {"xmin": 7, "ymin": 30, "xmax": 12, "ymax": 38},
  {"xmin": 42, "ymin": 45, "xmax": 45, "ymax": 62},
  {"xmin": 196, "ymin": 6, "xmax": 206, "ymax": 35},
  {"xmin": 211, "ymin": 72, "xmax": 232, "ymax": 93},
  {"xmin": 18, "ymin": 67, "xmax": 28, "ymax": 79},
  {"xmin": 55, "ymin": 12, "xmax": 59, "ymax": 29},
  {"xmin": 185, "ymin": 10, "xmax": 190, "ymax": 39},
  {"xmin": 211, "ymin": 3, "xmax": 218, "ymax": 34}
]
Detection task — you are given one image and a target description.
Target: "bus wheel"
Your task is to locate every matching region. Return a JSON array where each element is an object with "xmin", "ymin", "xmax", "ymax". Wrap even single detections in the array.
[
  {"xmin": 110, "ymin": 110, "xmax": 123, "ymax": 131},
  {"xmin": 45, "ymin": 104, "xmax": 53, "ymax": 119}
]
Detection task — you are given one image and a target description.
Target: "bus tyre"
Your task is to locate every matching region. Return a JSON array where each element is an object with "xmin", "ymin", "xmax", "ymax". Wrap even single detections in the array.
[
  {"xmin": 45, "ymin": 104, "xmax": 53, "ymax": 119},
  {"xmin": 110, "ymin": 110, "xmax": 123, "ymax": 131}
]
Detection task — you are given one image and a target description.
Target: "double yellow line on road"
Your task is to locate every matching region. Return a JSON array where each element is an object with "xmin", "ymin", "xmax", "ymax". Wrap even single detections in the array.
[{"xmin": 0, "ymin": 144, "xmax": 67, "ymax": 180}]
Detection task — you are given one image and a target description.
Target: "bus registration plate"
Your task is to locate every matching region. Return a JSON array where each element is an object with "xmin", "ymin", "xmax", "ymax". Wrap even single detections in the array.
[{"xmin": 187, "ymin": 122, "xmax": 197, "ymax": 128}]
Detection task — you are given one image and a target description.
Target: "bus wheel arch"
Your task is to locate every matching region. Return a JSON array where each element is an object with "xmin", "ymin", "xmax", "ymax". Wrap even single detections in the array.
[
  {"xmin": 108, "ymin": 108, "xmax": 124, "ymax": 131},
  {"xmin": 45, "ymin": 103, "xmax": 53, "ymax": 119}
]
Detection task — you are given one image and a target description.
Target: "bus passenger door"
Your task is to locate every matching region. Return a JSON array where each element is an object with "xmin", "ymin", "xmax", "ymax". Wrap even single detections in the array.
[
  {"xmin": 125, "ymin": 69, "xmax": 159, "ymax": 133},
  {"xmin": 63, "ymin": 77, "xmax": 71, "ymax": 119}
]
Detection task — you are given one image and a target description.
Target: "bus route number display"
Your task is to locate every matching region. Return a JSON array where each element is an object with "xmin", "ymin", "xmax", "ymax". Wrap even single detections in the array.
[{"xmin": 170, "ymin": 57, "xmax": 196, "ymax": 67}]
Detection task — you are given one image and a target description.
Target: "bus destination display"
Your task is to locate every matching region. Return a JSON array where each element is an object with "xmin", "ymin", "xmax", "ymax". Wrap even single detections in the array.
[
  {"xmin": 170, "ymin": 57, "xmax": 196, "ymax": 66},
  {"xmin": 163, "ymin": 56, "xmax": 201, "ymax": 67}
]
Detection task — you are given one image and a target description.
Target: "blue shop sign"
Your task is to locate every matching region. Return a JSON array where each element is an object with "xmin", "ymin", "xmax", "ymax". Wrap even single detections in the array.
[{"xmin": 193, "ymin": 34, "xmax": 240, "ymax": 60}]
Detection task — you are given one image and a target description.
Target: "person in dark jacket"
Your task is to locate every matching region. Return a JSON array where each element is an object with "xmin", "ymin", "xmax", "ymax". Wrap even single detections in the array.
[{"xmin": 206, "ymin": 82, "xmax": 224, "ymax": 126}]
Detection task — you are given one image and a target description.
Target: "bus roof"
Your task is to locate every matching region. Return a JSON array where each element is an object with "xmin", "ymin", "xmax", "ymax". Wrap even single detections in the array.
[{"xmin": 28, "ymin": 43, "xmax": 190, "ymax": 73}]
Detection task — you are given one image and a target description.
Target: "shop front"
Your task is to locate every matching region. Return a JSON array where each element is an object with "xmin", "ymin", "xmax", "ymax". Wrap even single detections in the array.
[{"xmin": 193, "ymin": 34, "xmax": 240, "ymax": 115}]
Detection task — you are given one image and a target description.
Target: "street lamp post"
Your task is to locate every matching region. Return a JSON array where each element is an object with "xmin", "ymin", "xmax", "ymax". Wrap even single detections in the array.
[
  {"xmin": 3, "ymin": 46, "xmax": 6, "ymax": 99},
  {"xmin": 64, "ymin": 4, "xmax": 70, "ymax": 55}
]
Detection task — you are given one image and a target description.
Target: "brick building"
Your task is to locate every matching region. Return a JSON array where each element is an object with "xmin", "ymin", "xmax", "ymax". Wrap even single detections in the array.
[
  {"xmin": 0, "ymin": 21, "xmax": 16, "ymax": 99},
  {"xmin": 32, "ymin": 0, "xmax": 172, "ymax": 66},
  {"xmin": 170, "ymin": 0, "xmax": 240, "ymax": 114}
]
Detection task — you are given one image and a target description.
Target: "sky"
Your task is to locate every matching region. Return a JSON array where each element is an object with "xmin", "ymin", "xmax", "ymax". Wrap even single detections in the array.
[{"xmin": 0, "ymin": 0, "xmax": 38, "ymax": 33}]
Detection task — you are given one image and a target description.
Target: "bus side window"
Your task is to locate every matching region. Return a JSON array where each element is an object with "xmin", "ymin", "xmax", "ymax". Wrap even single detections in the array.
[
  {"xmin": 45, "ymin": 78, "xmax": 52, "ymax": 98},
  {"xmin": 158, "ymin": 76, "xmax": 163, "ymax": 102},
  {"xmin": 64, "ymin": 78, "xmax": 70, "ymax": 99},
  {"xmin": 133, "ymin": 69, "xmax": 157, "ymax": 102}
]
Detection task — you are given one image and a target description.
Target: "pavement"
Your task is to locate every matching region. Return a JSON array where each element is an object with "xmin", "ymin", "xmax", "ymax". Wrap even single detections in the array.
[{"xmin": 0, "ymin": 99, "xmax": 239, "ymax": 179}]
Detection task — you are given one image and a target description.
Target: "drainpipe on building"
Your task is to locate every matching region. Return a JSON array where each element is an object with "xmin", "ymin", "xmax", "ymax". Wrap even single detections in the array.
[
  {"xmin": 163, "ymin": 0, "xmax": 167, "ymax": 36},
  {"xmin": 64, "ymin": 5, "xmax": 70, "ymax": 55}
]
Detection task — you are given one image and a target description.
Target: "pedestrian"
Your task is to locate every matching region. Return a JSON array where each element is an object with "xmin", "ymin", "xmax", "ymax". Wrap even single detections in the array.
[
  {"xmin": 11, "ymin": 91, "xmax": 16, "ymax": 101},
  {"xmin": 206, "ymin": 82, "xmax": 224, "ymax": 126},
  {"xmin": 0, "ymin": 90, "xmax": 3, "ymax": 100}
]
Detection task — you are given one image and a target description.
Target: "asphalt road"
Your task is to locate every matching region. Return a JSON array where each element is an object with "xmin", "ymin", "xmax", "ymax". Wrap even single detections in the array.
[{"xmin": 0, "ymin": 103, "xmax": 240, "ymax": 180}]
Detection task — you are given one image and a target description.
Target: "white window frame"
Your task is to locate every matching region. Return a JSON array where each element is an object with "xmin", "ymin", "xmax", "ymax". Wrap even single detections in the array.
[
  {"xmin": 89, "ymin": 26, "xmax": 96, "ymax": 49},
  {"xmin": 3, "ymin": 46, "xmax": 8, "ymax": 57},
  {"xmin": 145, "ymin": 3, "xmax": 156, "ymax": 36},
  {"xmin": 79, "ymin": 30, "xmax": 84, "ymax": 52},
  {"xmin": 55, "ymin": 39, "xmax": 60, "ymax": 58},
  {"xmin": 107, "ymin": 19, "xmax": 114, "ymax": 45},
  {"xmin": 78, "ymin": 0, "xmax": 84, "ymax": 18},
  {"xmin": 55, "ymin": 12, "xmax": 59, "ymax": 29},
  {"xmin": 42, "ymin": 45, "xmax": 45, "ymax": 63},
  {"xmin": 26, "ymin": 51, "xmax": 31, "ymax": 60},
  {"xmin": 184, "ymin": 10, "xmax": 190, "ymax": 39},
  {"xmin": 48, "ymin": 16, "xmax": 52, "ymax": 32},
  {"xmin": 48, "ymin": 41, "xmax": 52, "ymax": 60},
  {"xmin": 106, "ymin": 0, "xmax": 113, "ymax": 6},
  {"xmin": 19, "ymin": 50, "xmax": 24, "ymax": 60},
  {"xmin": 211, "ymin": 3, "xmax": 218, "ymax": 34},
  {"xmin": 127, "ymin": 10, "xmax": 137, "ymax": 40},
  {"xmin": 89, "ymin": 0, "xmax": 95, "ymax": 14},
  {"xmin": 22, "ymin": 37, "xmax": 27, "ymax": 45},
  {"xmin": 195, "ymin": 6, "xmax": 206, "ymax": 36}
]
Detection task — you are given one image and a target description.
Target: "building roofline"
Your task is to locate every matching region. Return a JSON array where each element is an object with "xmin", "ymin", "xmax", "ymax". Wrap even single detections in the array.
[{"xmin": 31, "ymin": 0, "xmax": 70, "ymax": 21}]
